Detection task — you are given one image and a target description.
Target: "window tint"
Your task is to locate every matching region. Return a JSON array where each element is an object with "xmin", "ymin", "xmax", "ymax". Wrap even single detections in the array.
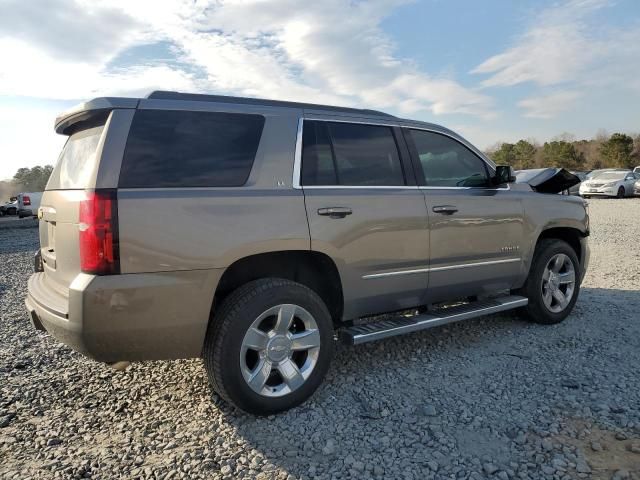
[
  {"xmin": 120, "ymin": 110, "xmax": 264, "ymax": 188},
  {"xmin": 409, "ymin": 130, "xmax": 489, "ymax": 187},
  {"xmin": 301, "ymin": 121, "xmax": 337, "ymax": 186},
  {"xmin": 301, "ymin": 121, "xmax": 405, "ymax": 186}
]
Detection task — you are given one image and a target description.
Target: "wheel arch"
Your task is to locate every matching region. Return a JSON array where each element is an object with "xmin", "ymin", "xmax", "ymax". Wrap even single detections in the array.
[
  {"xmin": 535, "ymin": 226, "xmax": 585, "ymax": 262},
  {"xmin": 212, "ymin": 250, "xmax": 344, "ymax": 324}
]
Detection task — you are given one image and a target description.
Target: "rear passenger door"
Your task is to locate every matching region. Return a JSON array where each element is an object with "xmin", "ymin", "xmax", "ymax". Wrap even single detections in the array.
[
  {"xmin": 404, "ymin": 128, "xmax": 524, "ymax": 303},
  {"xmin": 299, "ymin": 119, "xmax": 430, "ymax": 320}
]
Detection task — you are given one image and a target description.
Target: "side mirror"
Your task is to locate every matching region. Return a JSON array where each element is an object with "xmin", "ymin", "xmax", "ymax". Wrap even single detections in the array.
[{"xmin": 493, "ymin": 165, "xmax": 516, "ymax": 185}]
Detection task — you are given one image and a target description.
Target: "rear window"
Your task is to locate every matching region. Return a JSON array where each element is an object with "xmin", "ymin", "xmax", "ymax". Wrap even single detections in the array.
[
  {"xmin": 119, "ymin": 110, "xmax": 265, "ymax": 188},
  {"xmin": 47, "ymin": 124, "xmax": 105, "ymax": 190}
]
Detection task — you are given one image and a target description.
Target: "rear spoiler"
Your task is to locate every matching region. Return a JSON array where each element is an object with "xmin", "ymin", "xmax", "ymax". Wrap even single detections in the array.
[
  {"xmin": 515, "ymin": 168, "xmax": 581, "ymax": 194},
  {"xmin": 55, "ymin": 97, "xmax": 138, "ymax": 135}
]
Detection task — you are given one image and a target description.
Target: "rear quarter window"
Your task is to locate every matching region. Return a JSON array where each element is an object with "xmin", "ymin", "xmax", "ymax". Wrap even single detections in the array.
[{"xmin": 119, "ymin": 110, "xmax": 265, "ymax": 188}]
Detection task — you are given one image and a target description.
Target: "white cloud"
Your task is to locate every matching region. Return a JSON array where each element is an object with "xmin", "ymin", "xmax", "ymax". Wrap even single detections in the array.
[
  {"xmin": 0, "ymin": 0, "xmax": 493, "ymax": 117},
  {"xmin": 517, "ymin": 91, "xmax": 582, "ymax": 119},
  {"xmin": 0, "ymin": 102, "xmax": 68, "ymax": 177},
  {"xmin": 473, "ymin": 0, "xmax": 640, "ymax": 92},
  {"xmin": 0, "ymin": 0, "xmax": 144, "ymax": 62},
  {"xmin": 0, "ymin": 37, "xmax": 198, "ymax": 100}
]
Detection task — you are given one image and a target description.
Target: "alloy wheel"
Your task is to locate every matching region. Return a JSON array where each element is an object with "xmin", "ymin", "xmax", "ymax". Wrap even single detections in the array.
[
  {"xmin": 240, "ymin": 304, "xmax": 321, "ymax": 397},
  {"xmin": 541, "ymin": 253, "xmax": 576, "ymax": 313}
]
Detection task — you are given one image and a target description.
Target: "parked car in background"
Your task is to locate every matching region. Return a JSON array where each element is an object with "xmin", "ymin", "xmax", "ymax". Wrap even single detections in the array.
[
  {"xmin": 634, "ymin": 166, "xmax": 640, "ymax": 174},
  {"xmin": 17, "ymin": 192, "xmax": 43, "ymax": 218},
  {"xmin": 27, "ymin": 92, "xmax": 589, "ymax": 414},
  {"xmin": 1, "ymin": 198, "xmax": 18, "ymax": 216},
  {"xmin": 579, "ymin": 170, "xmax": 639, "ymax": 198},
  {"xmin": 634, "ymin": 177, "xmax": 640, "ymax": 196},
  {"xmin": 586, "ymin": 168, "xmax": 628, "ymax": 179}
]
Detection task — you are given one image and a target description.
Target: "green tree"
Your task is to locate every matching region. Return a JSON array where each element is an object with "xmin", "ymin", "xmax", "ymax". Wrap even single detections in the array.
[
  {"xmin": 512, "ymin": 140, "xmax": 536, "ymax": 169},
  {"xmin": 491, "ymin": 143, "xmax": 516, "ymax": 167},
  {"xmin": 12, "ymin": 165, "xmax": 54, "ymax": 191},
  {"xmin": 599, "ymin": 133, "xmax": 634, "ymax": 168},
  {"xmin": 631, "ymin": 134, "xmax": 640, "ymax": 166},
  {"xmin": 540, "ymin": 141, "xmax": 585, "ymax": 170}
]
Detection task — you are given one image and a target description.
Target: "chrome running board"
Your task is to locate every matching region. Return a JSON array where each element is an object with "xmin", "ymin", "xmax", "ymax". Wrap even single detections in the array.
[{"xmin": 340, "ymin": 295, "xmax": 528, "ymax": 346}]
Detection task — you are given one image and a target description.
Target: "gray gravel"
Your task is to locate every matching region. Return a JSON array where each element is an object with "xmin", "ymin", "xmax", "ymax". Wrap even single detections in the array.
[{"xmin": 1, "ymin": 198, "xmax": 640, "ymax": 479}]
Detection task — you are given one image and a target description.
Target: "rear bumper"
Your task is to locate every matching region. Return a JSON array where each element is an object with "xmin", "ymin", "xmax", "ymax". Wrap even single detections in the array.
[{"xmin": 26, "ymin": 269, "xmax": 223, "ymax": 362}]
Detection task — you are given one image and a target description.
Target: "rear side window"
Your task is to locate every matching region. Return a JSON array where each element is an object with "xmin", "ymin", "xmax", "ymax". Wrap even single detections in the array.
[
  {"xmin": 301, "ymin": 121, "xmax": 405, "ymax": 186},
  {"xmin": 47, "ymin": 123, "xmax": 105, "ymax": 190},
  {"xmin": 119, "ymin": 110, "xmax": 265, "ymax": 188}
]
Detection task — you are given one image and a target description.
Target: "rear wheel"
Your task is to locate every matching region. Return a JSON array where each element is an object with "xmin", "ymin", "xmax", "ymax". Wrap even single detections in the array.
[
  {"xmin": 203, "ymin": 278, "xmax": 334, "ymax": 415},
  {"xmin": 617, "ymin": 186, "xmax": 625, "ymax": 198},
  {"xmin": 519, "ymin": 239, "xmax": 580, "ymax": 324}
]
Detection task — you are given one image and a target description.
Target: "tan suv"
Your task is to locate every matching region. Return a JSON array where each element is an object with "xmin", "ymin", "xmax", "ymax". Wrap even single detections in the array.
[{"xmin": 26, "ymin": 91, "xmax": 589, "ymax": 414}]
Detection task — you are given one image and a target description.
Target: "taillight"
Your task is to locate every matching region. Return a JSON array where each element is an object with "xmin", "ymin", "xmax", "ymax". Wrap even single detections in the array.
[
  {"xmin": 79, "ymin": 189, "xmax": 119, "ymax": 275},
  {"xmin": 23, "ymin": 195, "xmax": 31, "ymax": 206}
]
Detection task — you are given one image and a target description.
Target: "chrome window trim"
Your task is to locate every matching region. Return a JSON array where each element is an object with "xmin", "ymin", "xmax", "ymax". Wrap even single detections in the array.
[
  {"xmin": 292, "ymin": 117, "xmax": 504, "ymax": 190},
  {"xmin": 362, "ymin": 258, "xmax": 521, "ymax": 279}
]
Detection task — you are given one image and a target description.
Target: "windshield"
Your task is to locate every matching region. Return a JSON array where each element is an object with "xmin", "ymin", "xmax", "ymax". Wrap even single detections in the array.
[
  {"xmin": 591, "ymin": 171, "xmax": 627, "ymax": 181},
  {"xmin": 46, "ymin": 124, "xmax": 105, "ymax": 190}
]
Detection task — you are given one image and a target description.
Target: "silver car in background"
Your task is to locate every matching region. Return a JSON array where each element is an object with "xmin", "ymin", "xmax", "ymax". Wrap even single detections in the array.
[{"xmin": 579, "ymin": 170, "xmax": 640, "ymax": 198}]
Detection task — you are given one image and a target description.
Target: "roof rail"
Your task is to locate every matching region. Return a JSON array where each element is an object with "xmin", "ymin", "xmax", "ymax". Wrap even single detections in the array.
[{"xmin": 147, "ymin": 91, "xmax": 395, "ymax": 118}]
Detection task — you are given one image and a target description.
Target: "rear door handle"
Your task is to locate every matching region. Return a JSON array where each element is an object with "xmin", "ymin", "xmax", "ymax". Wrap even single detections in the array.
[
  {"xmin": 432, "ymin": 205, "xmax": 458, "ymax": 215},
  {"xmin": 317, "ymin": 207, "xmax": 353, "ymax": 219}
]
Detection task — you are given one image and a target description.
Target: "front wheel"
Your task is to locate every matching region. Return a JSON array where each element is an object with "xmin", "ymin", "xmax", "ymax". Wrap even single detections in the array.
[
  {"xmin": 616, "ymin": 186, "xmax": 625, "ymax": 198},
  {"xmin": 203, "ymin": 278, "xmax": 334, "ymax": 415},
  {"xmin": 518, "ymin": 239, "xmax": 581, "ymax": 324}
]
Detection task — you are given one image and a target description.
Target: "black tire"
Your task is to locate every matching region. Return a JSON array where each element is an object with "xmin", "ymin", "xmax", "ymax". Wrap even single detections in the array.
[
  {"xmin": 582, "ymin": 195, "xmax": 590, "ymax": 199},
  {"xmin": 518, "ymin": 239, "xmax": 581, "ymax": 325},
  {"xmin": 617, "ymin": 186, "xmax": 625, "ymax": 198},
  {"xmin": 7, "ymin": 207, "xmax": 16, "ymax": 216},
  {"xmin": 203, "ymin": 278, "xmax": 334, "ymax": 415}
]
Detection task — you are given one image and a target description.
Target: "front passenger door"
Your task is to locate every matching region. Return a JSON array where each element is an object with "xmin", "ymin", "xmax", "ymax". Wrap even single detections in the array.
[{"xmin": 405, "ymin": 128, "xmax": 525, "ymax": 303}]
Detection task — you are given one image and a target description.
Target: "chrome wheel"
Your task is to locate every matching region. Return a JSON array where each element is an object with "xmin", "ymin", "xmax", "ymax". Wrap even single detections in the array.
[
  {"xmin": 240, "ymin": 304, "xmax": 321, "ymax": 397},
  {"xmin": 541, "ymin": 253, "xmax": 576, "ymax": 313}
]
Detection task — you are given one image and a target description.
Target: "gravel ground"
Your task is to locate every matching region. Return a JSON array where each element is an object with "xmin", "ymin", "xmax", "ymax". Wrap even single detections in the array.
[{"xmin": 1, "ymin": 198, "xmax": 639, "ymax": 480}]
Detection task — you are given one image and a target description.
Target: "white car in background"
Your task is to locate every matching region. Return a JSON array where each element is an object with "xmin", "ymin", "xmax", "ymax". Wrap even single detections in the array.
[
  {"xmin": 580, "ymin": 170, "xmax": 639, "ymax": 198},
  {"xmin": 17, "ymin": 192, "xmax": 43, "ymax": 218}
]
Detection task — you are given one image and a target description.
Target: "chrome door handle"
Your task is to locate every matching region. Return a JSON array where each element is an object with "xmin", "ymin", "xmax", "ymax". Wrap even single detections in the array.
[
  {"xmin": 318, "ymin": 207, "xmax": 353, "ymax": 219},
  {"xmin": 432, "ymin": 205, "xmax": 458, "ymax": 215}
]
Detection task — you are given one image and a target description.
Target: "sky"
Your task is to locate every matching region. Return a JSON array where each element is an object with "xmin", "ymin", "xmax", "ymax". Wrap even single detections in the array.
[{"xmin": 0, "ymin": 0, "xmax": 639, "ymax": 176}]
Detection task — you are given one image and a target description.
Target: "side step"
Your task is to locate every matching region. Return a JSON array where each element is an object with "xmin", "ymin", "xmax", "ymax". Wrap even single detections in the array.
[{"xmin": 340, "ymin": 295, "xmax": 528, "ymax": 346}]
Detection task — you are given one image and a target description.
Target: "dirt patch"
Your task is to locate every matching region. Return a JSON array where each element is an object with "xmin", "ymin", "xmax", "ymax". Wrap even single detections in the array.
[{"xmin": 554, "ymin": 419, "xmax": 640, "ymax": 479}]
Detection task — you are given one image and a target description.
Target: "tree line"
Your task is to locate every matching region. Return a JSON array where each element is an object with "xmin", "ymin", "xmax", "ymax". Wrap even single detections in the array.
[
  {"xmin": 485, "ymin": 132, "xmax": 640, "ymax": 171},
  {"xmin": 0, "ymin": 165, "xmax": 54, "ymax": 200}
]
